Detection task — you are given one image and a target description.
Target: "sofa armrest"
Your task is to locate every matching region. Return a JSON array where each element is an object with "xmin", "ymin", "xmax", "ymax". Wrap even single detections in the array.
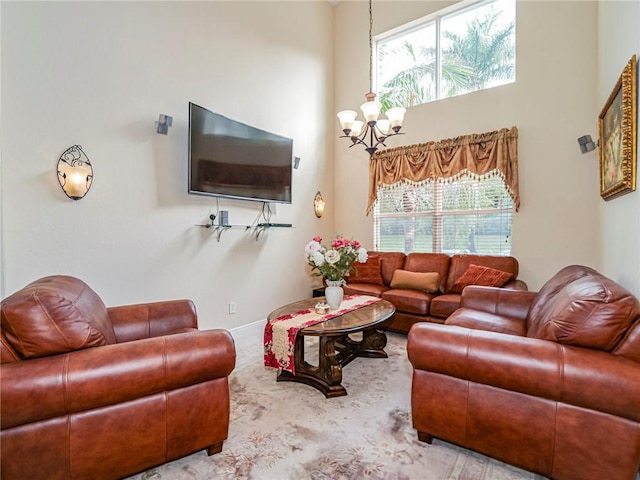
[
  {"xmin": 407, "ymin": 323, "xmax": 640, "ymax": 423},
  {"xmin": 108, "ymin": 299, "xmax": 198, "ymax": 342},
  {"xmin": 459, "ymin": 285, "xmax": 537, "ymax": 321},
  {"xmin": 1, "ymin": 329, "xmax": 235, "ymax": 429}
]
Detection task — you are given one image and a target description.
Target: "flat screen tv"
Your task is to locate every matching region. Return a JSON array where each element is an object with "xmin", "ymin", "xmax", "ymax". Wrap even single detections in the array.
[{"xmin": 188, "ymin": 102, "xmax": 293, "ymax": 204}]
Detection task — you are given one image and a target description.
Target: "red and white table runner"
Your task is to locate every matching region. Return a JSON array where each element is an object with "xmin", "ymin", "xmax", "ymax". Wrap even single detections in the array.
[{"xmin": 264, "ymin": 295, "xmax": 382, "ymax": 374}]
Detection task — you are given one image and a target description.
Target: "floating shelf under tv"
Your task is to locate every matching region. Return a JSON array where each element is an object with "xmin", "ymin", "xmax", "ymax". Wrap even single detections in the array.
[{"xmin": 196, "ymin": 222, "xmax": 293, "ymax": 242}]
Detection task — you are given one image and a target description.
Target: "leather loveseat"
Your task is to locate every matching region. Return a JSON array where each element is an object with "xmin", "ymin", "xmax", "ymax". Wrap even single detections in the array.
[
  {"xmin": 1, "ymin": 275, "xmax": 236, "ymax": 480},
  {"xmin": 343, "ymin": 252, "xmax": 527, "ymax": 333},
  {"xmin": 407, "ymin": 265, "xmax": 640, "ymax": 480}
]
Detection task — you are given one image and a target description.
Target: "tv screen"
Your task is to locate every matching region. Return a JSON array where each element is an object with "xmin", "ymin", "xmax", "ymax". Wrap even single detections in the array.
[{"xmin": 188, "ymin": 102, "xmax": 293, "ymax": 204}]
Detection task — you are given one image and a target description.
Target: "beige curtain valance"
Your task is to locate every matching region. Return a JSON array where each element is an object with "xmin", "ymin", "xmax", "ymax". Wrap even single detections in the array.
[{"xmin": 368, "ymin": 126, "xmax": 519, "ymax": 214}]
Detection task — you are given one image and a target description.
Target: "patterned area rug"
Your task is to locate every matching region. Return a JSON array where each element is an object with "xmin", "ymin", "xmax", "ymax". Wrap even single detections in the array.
[{"xmin": 129, "ymin": 332, "xmax": 547, "ymax": 480}]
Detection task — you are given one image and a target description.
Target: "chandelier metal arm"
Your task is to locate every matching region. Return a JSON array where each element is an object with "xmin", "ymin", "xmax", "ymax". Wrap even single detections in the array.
[{"xmin": 339, "ymin": 123, "xmax": 405, "ymax": 156}]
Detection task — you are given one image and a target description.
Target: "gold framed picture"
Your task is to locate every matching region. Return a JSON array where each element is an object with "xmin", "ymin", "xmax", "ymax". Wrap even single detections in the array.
[{"xmin": 598, "ymin": 54, "xmax": 637, "ymax": 200}]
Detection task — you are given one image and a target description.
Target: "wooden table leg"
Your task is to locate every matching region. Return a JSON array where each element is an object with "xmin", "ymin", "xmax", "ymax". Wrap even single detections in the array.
[
  {"xmin": 335, "ymin": 329, "xmax": 388, "ymax": 366},
  {"xmin": 277, "ymin": 334, "xmax": 347, "ymax": 398},
  {"xmin": 277, "ymin": 330, "xmax": 387, "ymax": 398}
]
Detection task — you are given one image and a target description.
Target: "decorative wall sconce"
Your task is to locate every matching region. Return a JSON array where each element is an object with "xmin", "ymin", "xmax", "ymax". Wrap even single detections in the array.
[
  {"xmin": 155, "ymin": 114, "xmax": 173, "ymax": 134},
  {"xmin": 578, "ymin": 134, "xmax": 599, "ymax": 153},
  {"xmin": 57, "ymin": 145, "xmax": 93, "ymax": 200},
  {"xmin": 313, "ymin": 191, "xmax": 325, "ymax": 218}
]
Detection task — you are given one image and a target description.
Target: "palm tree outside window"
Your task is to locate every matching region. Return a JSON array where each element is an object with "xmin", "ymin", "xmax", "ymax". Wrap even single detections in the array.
[{"xmin": 375, "ymin": 0, "xmax": 516, "ymax": 110}]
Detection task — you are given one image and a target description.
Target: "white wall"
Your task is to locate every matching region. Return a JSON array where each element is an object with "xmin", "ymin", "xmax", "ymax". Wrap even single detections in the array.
[
  {"xmin": 598, "ymin": 0, "xmax": 640, "ymax": 297},
  {"xmin": 1, "ymin": 1, "xmax": 335, "ymax": 330},
  {"xmin": 3, "ymin": 0, "xmax": 639, "ymax": 331},
  {"xmin": 333, "ymin": 0, "xmax": 602, "ymax": 291}
]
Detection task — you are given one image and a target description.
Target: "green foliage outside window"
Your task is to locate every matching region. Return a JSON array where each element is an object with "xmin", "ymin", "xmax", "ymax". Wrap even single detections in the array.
[{"xmin": 377, "ymin": 0, "xmax": 515, "ymax": 111}]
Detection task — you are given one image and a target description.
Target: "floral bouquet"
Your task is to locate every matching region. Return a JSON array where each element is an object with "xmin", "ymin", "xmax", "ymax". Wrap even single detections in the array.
[{"xmin": 304, "ymin": 235, "xmax": 368, "ymax": 283}]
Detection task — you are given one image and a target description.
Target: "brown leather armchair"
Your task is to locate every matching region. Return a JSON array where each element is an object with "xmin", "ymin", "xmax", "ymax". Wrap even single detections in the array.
[
  {"xmin": 1, "ymin": 275, "xmax": 236, "ymax": 480},
  {"xmin": 407, "ymin": 265, "xmax": 640, "ymax": 480}
]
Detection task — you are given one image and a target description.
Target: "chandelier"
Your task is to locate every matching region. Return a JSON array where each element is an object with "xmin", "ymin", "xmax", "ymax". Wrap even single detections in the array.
[{"xmin": 336, "ymin": 0, "xmax": 406, "ymax": 157}]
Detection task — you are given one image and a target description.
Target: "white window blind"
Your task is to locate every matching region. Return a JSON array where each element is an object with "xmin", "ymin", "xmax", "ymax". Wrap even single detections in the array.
[{"xmin": 373, "ymin": 174, "xmax": 513, "ymax": 255}]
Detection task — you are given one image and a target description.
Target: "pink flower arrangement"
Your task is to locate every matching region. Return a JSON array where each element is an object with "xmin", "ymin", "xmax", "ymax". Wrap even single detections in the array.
[{"xmin": 304, "ymin": 235, "xmax": 368, "ymax": 282}]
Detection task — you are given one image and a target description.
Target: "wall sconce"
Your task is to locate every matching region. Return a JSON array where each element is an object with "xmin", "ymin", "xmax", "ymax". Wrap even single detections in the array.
[
  {"xmin": 314, "ymin": 191, "xmax": 325, "ymax": 218},
  {"xmin": 155, "ymin": 114, "xmax": 173, "ymax": 134},
  {"xmin": 57, "ymin": 145, "xmax": 93, "ymax": 200},
  {"xmin": 578, "ymin": 134, "xmax": 599, "ymax": 153}
]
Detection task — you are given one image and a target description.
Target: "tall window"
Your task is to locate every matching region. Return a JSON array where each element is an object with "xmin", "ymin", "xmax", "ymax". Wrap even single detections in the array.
[
  {"xmin": 374, "ymin": 175, "xmax": 513, "ymax": 255},
  {"xmin": 376, "ymin": 0, "xmax": 515, "ymax": 110}
]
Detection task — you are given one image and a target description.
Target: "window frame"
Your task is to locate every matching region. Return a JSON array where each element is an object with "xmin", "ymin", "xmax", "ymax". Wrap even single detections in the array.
[{"xmin": 374, "ymin": 0, "xmax": 515, "ymax": 106}]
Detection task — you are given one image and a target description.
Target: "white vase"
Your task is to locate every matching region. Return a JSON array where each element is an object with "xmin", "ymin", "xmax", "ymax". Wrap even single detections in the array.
[{"xmin": 325, "ymin": 280, "xmax": 344, "ymax": 310}]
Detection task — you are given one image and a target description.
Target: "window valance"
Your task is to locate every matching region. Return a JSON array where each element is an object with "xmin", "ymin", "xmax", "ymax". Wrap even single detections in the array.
[{"xmin": 368, "ymin": 126, "xmax": 519, "ymax": 214}]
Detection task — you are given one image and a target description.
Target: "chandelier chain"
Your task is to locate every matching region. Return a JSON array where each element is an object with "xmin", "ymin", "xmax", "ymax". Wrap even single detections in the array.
[{"xmin": 368, "ymin": 0, "xmax": 373, "ymax": 93}]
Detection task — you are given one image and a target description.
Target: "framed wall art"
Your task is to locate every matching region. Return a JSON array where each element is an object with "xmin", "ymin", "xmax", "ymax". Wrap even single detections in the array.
[{"xmin": 598, "ymin": 54, "xmax": 637, "ymax": 200}]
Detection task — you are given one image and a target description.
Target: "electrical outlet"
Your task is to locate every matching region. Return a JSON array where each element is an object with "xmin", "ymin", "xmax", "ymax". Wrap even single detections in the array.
[{"xmin": 228, "ymin": 301, "xmax": 236, "ymax": 314}]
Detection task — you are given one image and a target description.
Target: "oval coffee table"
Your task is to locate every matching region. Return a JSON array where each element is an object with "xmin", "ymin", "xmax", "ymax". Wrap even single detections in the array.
[{"xmin": 267, "ymin": 297, "xmax": 395, "ymax": 398}]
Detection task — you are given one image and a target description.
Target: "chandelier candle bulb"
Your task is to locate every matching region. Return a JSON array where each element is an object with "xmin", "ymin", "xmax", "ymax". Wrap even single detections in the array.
[
  {"xmin": 360, "ymin": 100, "xmax": 381, "ymax": 122},
  {"xmin": 337, "ymin": 110, "xmax": 358, "ymax": 134},
  {"xmin": 377, "ymin": 119, "xmax": 390, "ymax": 135},
  {"xmin": 386, "ymin": 107, "xmax": 407, "ymax": 130},
  {"xmin": 350, "ymin": 121, "xmax": 364, "ymax": 138}
]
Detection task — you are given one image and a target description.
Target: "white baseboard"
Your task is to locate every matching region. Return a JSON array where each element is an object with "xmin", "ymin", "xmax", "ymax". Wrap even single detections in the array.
[{"xmin": 229, "ymin": 318, "xmax": 266, "ymax": 351}]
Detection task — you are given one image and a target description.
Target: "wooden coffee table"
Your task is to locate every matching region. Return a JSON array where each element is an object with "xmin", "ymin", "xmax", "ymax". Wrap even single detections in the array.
[{"xmin": 267, "ymin": 297, "xmax": 395, "ymax": 398}]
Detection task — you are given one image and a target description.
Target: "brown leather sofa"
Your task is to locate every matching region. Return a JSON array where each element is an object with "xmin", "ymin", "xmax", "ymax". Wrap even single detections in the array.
[
  {"xmin": 407, "ymin": 265, "xmax": 640, "ymax": 480},
  {"xmin": 1, "ymin": 275, "xmax": 236, "ymax": 480},
  {"xmin": 343, "ymin": 252, "xmax": 527, "ymax": 333}
]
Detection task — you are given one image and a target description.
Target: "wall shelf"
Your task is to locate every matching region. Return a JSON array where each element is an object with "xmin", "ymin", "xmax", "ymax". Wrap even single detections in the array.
[{"xmin": 196, "ymin": 223, "xmax": 293, "ymax": 242}]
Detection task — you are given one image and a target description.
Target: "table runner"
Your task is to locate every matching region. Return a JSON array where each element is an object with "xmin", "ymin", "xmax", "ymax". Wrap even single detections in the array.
[{"xmin": 264, "ymin": 295, "xmax": 382, "ymax": 374}]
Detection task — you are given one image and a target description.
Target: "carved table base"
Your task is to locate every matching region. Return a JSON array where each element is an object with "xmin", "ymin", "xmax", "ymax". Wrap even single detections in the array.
[{"xmin": 277, "ymin": 329, "xmax": 388, "ymax": 398}]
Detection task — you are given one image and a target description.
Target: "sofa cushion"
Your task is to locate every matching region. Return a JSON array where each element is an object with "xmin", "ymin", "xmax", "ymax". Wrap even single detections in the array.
[
  {"xmin": 390, "ymin": 270, "xmax": 439, "ymax": 293},
  {"xmin": 527, "ymin": 265, "xmax": 640, "ymax": 351},
  {"xmin": 343, "ymin": 283, "xmax": 389, "ymax": 297},
  {"xmin": 1, "ymin": 276, "xmax": 116, "ymax": 359},
  {"xmin": 450, "ymin": 264, "xmax": 514, "ymax": 294},
  {"xmin": 403, "ymin": 253, "xmax": 451, "ymax": 293},
  {"xmin": 446, "ymin": 254, "xmax": 519, "ymax": 293},
  {"xmin": 382, "ymin": 289, "xmax": 434, "ymax": 315},
  {"xmin": 348, "ymin": 254, "xmax": 384, "ymax": 285},
  {"xmin": 429, "ymin": 293, "xmax": 463, "ymax": 319},
  {"xmin": 373, "ymin": 252, "xmax": 408, "ymax": 287}
]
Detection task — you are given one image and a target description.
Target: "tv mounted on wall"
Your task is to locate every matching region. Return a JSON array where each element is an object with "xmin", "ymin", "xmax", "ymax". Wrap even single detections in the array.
[{"xmin": 188, "ymin": 102, "xmax": 293, "ymax": 204}]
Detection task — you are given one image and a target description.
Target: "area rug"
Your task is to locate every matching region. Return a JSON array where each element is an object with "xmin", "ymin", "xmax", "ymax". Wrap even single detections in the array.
[{"xmin": 129, "ymin": 332, "xmax": 547, "ymax": 480}]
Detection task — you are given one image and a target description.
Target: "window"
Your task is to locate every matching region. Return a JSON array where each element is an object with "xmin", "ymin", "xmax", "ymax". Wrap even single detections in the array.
[
  {"xmin": 373, "ymin": 175, "xmax": 513, "ymax": 255},
  {"xmin": 376, "ymin": 0, "xmax": 515, "ymax": 110}
]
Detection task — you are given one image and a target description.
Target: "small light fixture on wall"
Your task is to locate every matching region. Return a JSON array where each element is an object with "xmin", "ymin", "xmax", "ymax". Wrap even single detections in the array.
[
  {"xmin": 313, "ymin": 191, "xmax": 325, "ymax": 218},
  {"xmin": 578, "ymin": 134, "xmax": 598, "ymax": 153},
  {"xmin": 57, "ymin": 145, "xmax": 93, "ymax": 200},
  {"xmin": 155, "ymin": 114, "xmax": 173, "ymax": 134}
]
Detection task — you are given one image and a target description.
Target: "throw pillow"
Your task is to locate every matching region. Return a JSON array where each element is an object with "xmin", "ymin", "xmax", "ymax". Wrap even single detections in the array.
[
  {"xmin": 347, "ymin": 255, "xmax": 384, "ymax": 285},
  {"xmin": 390, "ymin": 270, "xmax": 440, "ymax": 293},
  {"xmin": 450, "ymin": 264, "xmax": 513, "ymax": 294}
]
